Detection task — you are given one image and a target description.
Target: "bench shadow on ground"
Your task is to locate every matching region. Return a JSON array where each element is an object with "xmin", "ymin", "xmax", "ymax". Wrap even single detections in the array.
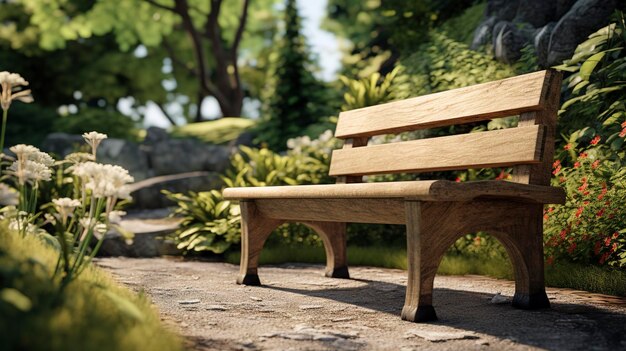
[{"xmin": 263, "ymin": 269, "xmax": 626, "ymax": 350}]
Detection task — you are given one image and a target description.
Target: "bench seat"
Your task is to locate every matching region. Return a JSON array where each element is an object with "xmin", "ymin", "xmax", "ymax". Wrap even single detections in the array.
[{"xmin": 223, "ymin": 180, "xmax": 565, "ymax": 204}]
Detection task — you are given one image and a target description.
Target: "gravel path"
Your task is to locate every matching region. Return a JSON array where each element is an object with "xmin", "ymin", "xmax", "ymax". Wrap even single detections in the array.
[{"xmin": 96, "ymin": 257, "xmax": 626, "ymax": 351}]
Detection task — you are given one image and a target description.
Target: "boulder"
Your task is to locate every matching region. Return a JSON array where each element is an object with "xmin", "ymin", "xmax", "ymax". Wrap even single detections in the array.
[
  {"xmin": 97, "ymin": 138, "xmax": 151, "ymax": 181},
  {"xmin": 514, "ymin": 0, "xmax": 556, "ymax": 28},
  {"xmin": 485, "ymin": 0, "xmax": 519, "ymax": 21},
  {"xmin": 493, "ymin": 21, "xmax": 533, "ymax": 63},
  {"xmin": 150, "ymin": 139, "xmax": 230, "ymax": 176},
  {"xmin": 546, "ymin": 0, "xmax": 620, "ymax": 66},
  {"xmin": 41, "ymin": 132, "xmax": 85, "ymax": 158},
  {"xmin": 471, "ymin": 16, "xmax": 498, "ymax": 50},
  {"xmin": 534, "ymin": 22, "xmax": 557, "ymax": 67}
]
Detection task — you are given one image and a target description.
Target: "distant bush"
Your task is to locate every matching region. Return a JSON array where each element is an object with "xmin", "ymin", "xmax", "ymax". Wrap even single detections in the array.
[{"xmin": 53, "ymin": 108, "xmax": 139, "ymax": 141}]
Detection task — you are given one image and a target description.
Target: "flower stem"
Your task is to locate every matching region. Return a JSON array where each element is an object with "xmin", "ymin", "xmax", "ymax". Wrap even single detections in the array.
[{"xmin": 0, "ymin": 108, "xmax": 7, "ymax": 153}]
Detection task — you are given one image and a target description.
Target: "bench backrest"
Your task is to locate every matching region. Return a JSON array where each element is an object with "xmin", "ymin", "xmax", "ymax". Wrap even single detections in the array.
[{"xmin": 329, "ymin": 70, "xmax": 562, "ymax": 186}]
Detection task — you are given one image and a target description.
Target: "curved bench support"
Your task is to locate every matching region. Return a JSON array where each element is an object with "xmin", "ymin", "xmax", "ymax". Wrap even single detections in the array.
[
  {"xmin": 236, "ymin": 201, "xmax": 284, "ymax": 286},
  {"xmin": 303, "ymin": 221, "xmax": 350, "ymax": 279}
]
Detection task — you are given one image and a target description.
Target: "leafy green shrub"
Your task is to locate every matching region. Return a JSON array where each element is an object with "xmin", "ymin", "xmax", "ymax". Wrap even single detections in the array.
[
  {"xmin": 545, "ymin": 154, "xmax": 625, "ymax": 267},
  {"xmin": 167, "ymin": 132, "xmax": 339, "ymax": 254},
  {"xmin": 169, "ymin": 118, "xmax": 255, "ymax": 145},
  {"xmin": 0, "ymin": 225, "xmax": 182, "ymax": 351},
  {"xmin": 554, "ymin": 13, "xmax": 626, "ymax": 160},
  {"xmin": 544, "ymin": 13, "xmax": 626, "ymax": 268},
  {"xmin": 164, "ymin": 190, "xmax": 241, "ymax": 254},
  {"xmin": 396, "ymin": 31, "xmax": 516, "ymax": 98},
  {"xmin": 53, "ymin": 108, "xmax": 140, "ymax": 141}
]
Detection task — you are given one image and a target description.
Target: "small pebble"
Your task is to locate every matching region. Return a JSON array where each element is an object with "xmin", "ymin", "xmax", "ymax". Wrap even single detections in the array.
[{"xmin": 177, "ymin": 299, "xmax": 201, "ymax": 305}]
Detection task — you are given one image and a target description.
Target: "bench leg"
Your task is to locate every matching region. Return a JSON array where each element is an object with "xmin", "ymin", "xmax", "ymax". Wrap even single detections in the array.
[
  {"xmin": 303, "ymin": 221, "xmax": 349, "ymax": 279},
  {"xmin": 402, "ymin": 201, "xmax": 440, "ymax": 322},
  {"xmin": 508, "ymin": 204, "xmax": 550, "ymax": 310},
  {"xmin": 237, "ymin": 201, "xmax": 284, "ymax": 286}
]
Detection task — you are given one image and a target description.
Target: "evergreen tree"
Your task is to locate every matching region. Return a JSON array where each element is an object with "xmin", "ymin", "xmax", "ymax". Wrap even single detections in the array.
[{"xmin": 256, "ymin": 0, "xmax": 335, "ymax": 150}]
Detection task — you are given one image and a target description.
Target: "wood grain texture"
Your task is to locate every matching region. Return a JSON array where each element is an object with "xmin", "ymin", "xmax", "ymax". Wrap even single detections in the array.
[
  {"xmin": 335, "ymin": 70, "xmax": 550, "ymax": 138},
  {"xmin": 329, "ymin": 126, "xmax": 545, "ymax": 176},
  {"xmin": 335, "ymin": 137, "xmax": 368, "ymax": 184},
  {"xmin": 302, "ymin": 221, "xmax": 349, "ymax": 278},
  {"xmin": 223, "ymin": 180, "xmax": 565, "ymax": 204},
  {"xmin": 512, "ymin": 70, "xmax": 562, "ymax": 185},
  {"xmin": 236, "ymin": 201, "xmax": 284, "ymax": 285},
  {"xmin": 254, "ymin": 198, "xmax": 406, "ymax": 224},
  {"xmin": 401, "ymin": 200, "xmax": 550, "ymax": 322}
]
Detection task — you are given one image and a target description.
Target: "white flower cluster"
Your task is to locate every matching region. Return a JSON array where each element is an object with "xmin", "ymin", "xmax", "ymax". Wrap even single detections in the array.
[
  {"xmin": 0, "ymin": 71, "xmax": 33, "ymax": 111},
  {"xmin": 82, "ymin": 131, "xmax": 107, "ymax": 156},
  {"xmin": 287, "ymin": 130, "xmax": 335, "ymax": 155},
  {"xmin": 7, "ymin": 144, "xmax": 54, "ymax": 185},
  {"xmin": 73, "ymin": 162, "xmax": 134, "ymax": 200}
]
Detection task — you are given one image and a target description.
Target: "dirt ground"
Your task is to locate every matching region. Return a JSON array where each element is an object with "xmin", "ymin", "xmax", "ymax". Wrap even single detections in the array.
[{"xmin": 96, "ymin": 257, "xmax": 626, "ymax": 351}]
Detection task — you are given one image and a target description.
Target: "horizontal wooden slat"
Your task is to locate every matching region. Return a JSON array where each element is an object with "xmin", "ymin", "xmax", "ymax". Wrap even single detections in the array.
[
  {"xmin": 329, "ymin": 126, "xmax": 544, "ymax": 176},
  {"xmin": 255, "ymin": 198, "xmax": 406, "ymax": 224},
  {"xmin": 335, "ymin": 70, "xmax": 550, "ymax": 138},
  {"xmin": 223, "ymin": 180, "xmax": 565, "ymax": 204}
]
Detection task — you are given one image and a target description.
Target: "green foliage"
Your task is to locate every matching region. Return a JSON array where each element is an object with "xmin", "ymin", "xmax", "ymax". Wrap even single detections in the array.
[
  {"xmin": 167, "ymin": 132, "xmax": 340, "ymax": 254},
  {"xmin": 53, "ymin": 108, "xmax": 140, "ymax": 141},
  {"xmin": 255, "ymin": 0, "xmax": 337, "ymax": 150},
  {"xmin": 324, "ymin": 0, "xmax": 476, "ymax": 76},
  {"xmin": 170, "ymin": 118, "xmax": 255, "ymax": 145},
  {"xmin": 164, "ymin": 190, "xmax": 241, "ymax": 254},
  {"xmin": 438, "ymin": 1, "xmax": 487, "ymax": 45},
  {"xmin": 0, "ymin": 226, "xmax": 182, "ymax": 351},
  {"xmin": 546, "ymin": 155, "xmax": 626, "ymax": 268},
  {"xmin": 554, "ymin": 14, "xmax": 626, "ymax": 160},
  {"xmin": 339, "ymin": 66, "xmax": 403, "ymax": 111},
  {"xmin": 397, "ymin": 31, "xmax": 516, "ymax": 98},
  {"xmin": 544, "ymin": 13, "xmax": 626, "ymax": 269},
  {"xmin": 1, "ymin": 102, "xmax": 56, "ymax": 147}
]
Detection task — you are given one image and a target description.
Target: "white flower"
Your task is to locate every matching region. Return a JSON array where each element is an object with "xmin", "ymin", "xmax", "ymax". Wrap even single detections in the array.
[
  {"xmin": 82, "ymin": 131, "xmax": 107, "ymax": 156},
  {"xmin": 0, "ymin": 71, "xmax": 33, "ymax": 111},
  {"xmin": 108, "ymin": 210, "xmax": 126, "ymax": 224},
  {"xmin": 0, "ymin": 183, "xmax": 18, "ymax": 206},
  {"xmin": 52, "ymin": 197, "xmax": 81, "ymax": 209},
  {"xmin": 8, "ymin": 159, "xmax": 52, "ymax": 185},
  {"xmin": 79, "ymin": 217, "xmax": 108, "ymax": 239},
  {"xmin": 52, "ymin": 197, "xmax": 81, "ymax": 222},
  {"xmin": 9, "ymin": 144, "xmax": 54, "ymax": 166},
  {"xmin": 64, "ymin": 152, "xmax": 94, "ymax": 164},
  {"xmin": 73, "ymin": 162, "xmax": 134, "ymax": 199}
]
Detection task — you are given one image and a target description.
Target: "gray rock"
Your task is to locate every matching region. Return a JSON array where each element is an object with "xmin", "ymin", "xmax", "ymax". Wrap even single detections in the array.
[
  {"xmin": 514, "ymin": 0, "xmax": 556, "ymax": 28},
  {"xmin": 556, "ymin": 0, "xmax": 578, "ymax": 18},
  {"xmin": 485, "ymin": 0, "xmax": 519, "ymax": 21},
  {"xmin": 493, "ymin": 21, "xmax": 533, "ymax": 63},
  {"xmin": 98, "ymin": 138, "xmax": 151, "ymax": 181},
  {"xmin": 471, "ymin": 16, "xmax": 498, "ymax": 50},
  {"xmin": 150, "ymin": 139, "xmax": 230, "ymax": 176},
  {"xmin": 405, "ymin": 327, "xmax": 479, "ymax": 342},
  {"xmin": 41, "ymin": 132, "xmax": 85, "ymax": 158},
  {"xmin": 534, "ymin": 22, "xmax": 557, "ymax": 67},
  {"xmin": 98, "ymin": 214, "xmax": 182, "ymax": 257},
  {"xmin": 143, "ymin": 126, "xmax": 169, "ymax": 145},
  {"xmin": 547, "ymin": 0, "xmax": 620, "ymax": 66}
]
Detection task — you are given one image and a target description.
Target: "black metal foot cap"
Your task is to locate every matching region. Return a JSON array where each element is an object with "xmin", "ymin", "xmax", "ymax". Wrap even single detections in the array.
[
  {"xmin": 401, "ymin": 305, "xmax": 438, "ymax": 323},
  {"xmin": 326, "ymin": 266, "xmax": 350, "ymax": 279},
  {"xmin": 512, "ymin": 291, "xmax": 550, "ymax": 309},
  {"xmin": 237, "ymin": 274, "xmax": 261, "ymax": 286}
]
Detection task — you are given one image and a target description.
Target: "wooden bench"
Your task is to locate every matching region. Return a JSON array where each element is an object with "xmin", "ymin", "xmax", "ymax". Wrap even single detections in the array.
[{"xmin": 223, "ymin": 70, "xmax": 564, "ymax": 322}]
